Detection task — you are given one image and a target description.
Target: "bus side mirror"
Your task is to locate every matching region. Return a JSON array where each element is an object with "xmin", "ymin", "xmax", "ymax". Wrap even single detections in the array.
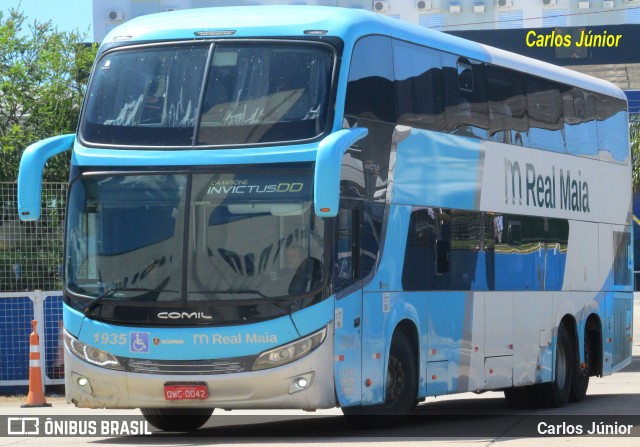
[
  {"xmin": 314, "ymin": 128, "xmax": 368, "ymax": 218},
  {"xmin": 18, "ymin": 134, "xmax": 75, "ymax": 221}
]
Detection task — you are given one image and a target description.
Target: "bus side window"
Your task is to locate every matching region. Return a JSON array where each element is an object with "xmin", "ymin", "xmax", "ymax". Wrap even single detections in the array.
[
  {"xmin": 334, "ymin": 200, "xmax": 366, "ymax": 294},
  {"xmin": 595, "ymin": 94, "xmax": 628, "ymax": 163},
  {"xmin": 344, "ymin": 35, "xmax": 396, "ymax": 123},
  {"xmin": 563, "ymin": 87, "xmax": 597, "ymax": 157},
  {"xmin": 360, "ymin": 202, "xmax": 383, "ymax": 280},
  {"xmin": 613, "ymin": 230, "xmax": 632, "ymax": 287},
  {"xmin": 335, "ymin": 207, "xmax": 355, "ymax": 294},
  {"xmin": 335, "ymin": 201, "xmax": 384, "ymax": 295},
  {"xmin": 393, "ymin": 40, "xmax": 445, "ymax": 132},
  {"xmin": 457, "ymin": 60, "xmax": 473, "ymax": 92},
  {"xmin": 344, "ymin": 36, "xmax": 396, "ymax": 202},
  {"xmin": 435, "ymin": 238, "xmax": 450, "ymax": 274},
  {"xmin": 487, "ymin": 66, "xmax": 528, "ymax": 146},
  {"xmin": 430, "ymin": 209, "xmax": 453, "ymax": 290},
  {"xmin": 526, "ymin": 78, "xmax": 565, "ymax": 153},
  {"xmin": 442, "ymin": 54, "xmax": 488, "ymax": 139},
  {"xmin": 507, "ymin": 221, "xmax": 522, "ymax": 245},
  {"xmin": 402, "ymin": 208, "xmax": 433, "ymax": 291}
]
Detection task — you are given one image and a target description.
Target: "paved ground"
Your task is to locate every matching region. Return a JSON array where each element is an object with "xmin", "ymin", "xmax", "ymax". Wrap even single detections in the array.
[{"xmin": 1, "ymin": 299, "xmax": 639, "ymax": 446}]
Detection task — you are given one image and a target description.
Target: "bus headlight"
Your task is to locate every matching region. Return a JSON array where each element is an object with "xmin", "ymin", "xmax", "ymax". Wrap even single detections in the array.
[
  {"xmin": 64, "ymin": 331, "xmax": 123, "ymax": 371},
  {"xmin": 252, "ymin": 327, "xmax": 326, "ymax": 371}
]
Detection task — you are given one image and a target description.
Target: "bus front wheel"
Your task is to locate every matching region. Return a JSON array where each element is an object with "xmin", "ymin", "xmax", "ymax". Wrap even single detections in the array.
[{"xmin": 140, "ymin": 407, "xmax": 214, "ymax": 432}]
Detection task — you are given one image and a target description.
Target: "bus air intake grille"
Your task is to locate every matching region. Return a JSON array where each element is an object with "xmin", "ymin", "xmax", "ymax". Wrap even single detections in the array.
[{"xmin": 120, "ymin": 357, "xmax": 254, "ymax": 375}]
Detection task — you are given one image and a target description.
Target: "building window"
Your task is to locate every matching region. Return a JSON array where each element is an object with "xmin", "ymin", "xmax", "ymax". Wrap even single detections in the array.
[
  {"xmin": 625, "ymin": 7, "xmax": 640, "ymax": 25},
  {"xmin": 542, "ymin": 9, "xmax": 567, "ymax": 28},
  {"xmin": 419, "ymin": 13, "xmax": 444, "ymax": 31},
  {"xmin": 497, "ymin": 10, "xmax": 523, "ymax": 29}
]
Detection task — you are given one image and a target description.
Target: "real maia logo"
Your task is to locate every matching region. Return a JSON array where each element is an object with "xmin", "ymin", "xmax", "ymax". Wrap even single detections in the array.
[{"xmin": 504, "ymin": 159, "xmax": 590, "ymax": 213}]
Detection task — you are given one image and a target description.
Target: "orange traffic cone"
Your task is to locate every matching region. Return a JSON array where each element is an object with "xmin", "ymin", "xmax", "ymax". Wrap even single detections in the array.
[{"xmin": 21, "ymin": 320, "xmax": 52, "ymax": 407}]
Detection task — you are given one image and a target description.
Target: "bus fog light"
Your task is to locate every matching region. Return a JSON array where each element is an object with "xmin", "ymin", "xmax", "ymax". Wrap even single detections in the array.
[
  {"xmin": 289, "ymin": 372, "xmax": 314, "ymax": 394},
  {"xmin": 72, "ymin": 373, "xmax": 93, "ymax": 393}
]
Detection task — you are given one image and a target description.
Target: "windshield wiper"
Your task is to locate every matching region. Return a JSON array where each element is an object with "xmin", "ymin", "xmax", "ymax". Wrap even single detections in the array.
[
  {"xmin": 83, "ymin": 287, "xmax": 177, "ymax": 315},
  {"xmin": 189, "ymin": 289, "xmax": 268, "ymax": 297},
  {"xmin": 189, "ymin": 289, "xmax": 292, "ymax": 314}
]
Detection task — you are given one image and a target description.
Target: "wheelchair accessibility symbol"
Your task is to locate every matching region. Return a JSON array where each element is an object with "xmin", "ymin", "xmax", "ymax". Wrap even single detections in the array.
[{"xmin": 130, "ymin": 332, "xmax": 150, "ymax": 353}]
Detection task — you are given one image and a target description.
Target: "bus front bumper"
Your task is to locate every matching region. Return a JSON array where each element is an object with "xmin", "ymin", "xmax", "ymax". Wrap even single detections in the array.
[{"xmin": 65, "ymin": 327, "xmax": 336, "ymax": 410}]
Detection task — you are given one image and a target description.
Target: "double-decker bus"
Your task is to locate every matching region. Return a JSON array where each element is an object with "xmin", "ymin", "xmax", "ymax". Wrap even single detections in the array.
[{"xmin": 18, "ymin": 6, "xmax": 632, "ymax": 431}]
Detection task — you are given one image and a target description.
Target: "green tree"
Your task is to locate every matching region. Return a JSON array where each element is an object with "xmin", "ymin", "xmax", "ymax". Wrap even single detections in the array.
[{"xmin": 0, "ymin": 8, "xmax": 96, "ymax": 182}]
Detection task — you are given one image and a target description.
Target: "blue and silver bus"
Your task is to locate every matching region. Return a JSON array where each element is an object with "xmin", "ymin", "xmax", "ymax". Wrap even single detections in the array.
[{"xmin": 18, "ymin": 6, "xmax": 632, "ymax": 430}]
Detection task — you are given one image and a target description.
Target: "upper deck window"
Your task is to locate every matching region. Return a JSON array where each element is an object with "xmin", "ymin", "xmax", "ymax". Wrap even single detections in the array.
[
  {"xmin": 80, "ymin": 42, "xmax": 334, "ymax": 148},
  {"xmin": 197, "ymin": 44, "xmax": 333, "ymax": 145}
]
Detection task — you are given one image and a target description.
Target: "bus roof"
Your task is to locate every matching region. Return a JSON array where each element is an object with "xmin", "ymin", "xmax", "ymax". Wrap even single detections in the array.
[{"xmin": 104, "ymin": 5, "xmax": 625, "ymax": 101}]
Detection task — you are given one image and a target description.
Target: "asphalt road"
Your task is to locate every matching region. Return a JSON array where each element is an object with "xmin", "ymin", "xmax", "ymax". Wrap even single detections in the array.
[{"xmin": 1, "ymin": 299, "xmax": 639, "ymax": 446}]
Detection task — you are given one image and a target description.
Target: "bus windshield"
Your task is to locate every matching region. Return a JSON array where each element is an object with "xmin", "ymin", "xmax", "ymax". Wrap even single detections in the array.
[
  {"xmin": 80, "ymin": 42, "xmax": 334, "ymax": 147},
  {"xmin": 65, "ymin": 171, "xmax": 325, "ymax": 324}
]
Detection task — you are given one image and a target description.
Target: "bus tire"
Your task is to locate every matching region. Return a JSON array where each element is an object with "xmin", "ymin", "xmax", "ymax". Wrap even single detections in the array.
[
  {"xmin": 342, "ymin": 331, "xmax": 417, "ymax": 427},
  {"xmin": 569, "ymin": 333, "xmax": 590, "ymax": 403},
  {"xmin": 140, "ymin": 407, "xmax": 214, "ymax": 432},
  {"xmin": 537, "ymin": 324, "xmax": 573, "ymax": 408}
]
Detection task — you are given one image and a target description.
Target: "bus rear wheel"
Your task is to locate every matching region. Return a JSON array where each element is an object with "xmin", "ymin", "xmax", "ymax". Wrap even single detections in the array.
[
  {"xmin": 536, "ymin": 324, "xmax": 573, "ymax": 408},
  {"xmin": 342, "ymin": 331, "xmax": 417, "ymax": 427},
  {"xmin": 140, "ymin": 407, "xmax": 214, "ymax": 432},
  {"xmin": 569, "ymin": 333, "xmax": 591, "ymax": 403}
]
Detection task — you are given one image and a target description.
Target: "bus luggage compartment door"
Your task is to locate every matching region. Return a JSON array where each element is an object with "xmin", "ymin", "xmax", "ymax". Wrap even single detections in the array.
[{"xmin": 612, "ymin": 293, "xmax": 633, "ymax": 371}]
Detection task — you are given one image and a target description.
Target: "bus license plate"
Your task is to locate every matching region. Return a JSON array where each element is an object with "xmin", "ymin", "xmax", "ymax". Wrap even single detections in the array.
[{"xmin": 164, "ymin": 383, "xmax": 209, "ymax": 401}]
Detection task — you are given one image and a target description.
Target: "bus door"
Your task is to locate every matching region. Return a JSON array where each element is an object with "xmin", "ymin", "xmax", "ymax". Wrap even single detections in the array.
[
  {"xmin": 333, "ymin": 200, "xmax": 363, "ymax": 406},
  {"xmin": 332, "ymin": 197, "xmax": 385, "ymax": 406}
]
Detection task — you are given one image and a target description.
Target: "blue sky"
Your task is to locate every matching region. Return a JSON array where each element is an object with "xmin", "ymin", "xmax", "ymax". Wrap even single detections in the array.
[{"xmin": 1, "ymin": 0, "xmax": 92, "ymax": 37}]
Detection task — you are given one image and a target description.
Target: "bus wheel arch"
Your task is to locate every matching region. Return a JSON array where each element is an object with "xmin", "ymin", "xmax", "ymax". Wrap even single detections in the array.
[
  {"xmin": 373, "ymin": 319, "xmax": 420, "ymax": 414},
  {"xmin": 537, "ymin": 316, "xmax": 575, "ymax": 408},
  {"xmin": 391, "ymin": 319, "xmax": 420, "ymax": 388},
  {"xmin": 585, "ymin": 314, "xmax": 603, "ymax": 377},
  {"xmin": 342, "ymin": 319, "xmax": 419, "ymax": 425}
]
